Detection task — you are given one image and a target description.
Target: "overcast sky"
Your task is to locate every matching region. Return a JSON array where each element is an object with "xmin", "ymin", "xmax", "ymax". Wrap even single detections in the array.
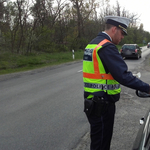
[{"xmin": 109, "ymin": 0, "xmax": 150, "ymax": 32}]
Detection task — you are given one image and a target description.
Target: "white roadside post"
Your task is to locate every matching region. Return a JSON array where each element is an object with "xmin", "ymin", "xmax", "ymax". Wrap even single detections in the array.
[{"xmin": 72, "ymin": 50, "xmax": 75, "ymax": 59}]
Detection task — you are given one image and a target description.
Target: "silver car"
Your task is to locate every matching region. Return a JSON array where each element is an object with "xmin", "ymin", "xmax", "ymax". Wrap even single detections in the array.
[{"xmin": 132, "ymin": 91, "xmax": 150, "ymax": 150}]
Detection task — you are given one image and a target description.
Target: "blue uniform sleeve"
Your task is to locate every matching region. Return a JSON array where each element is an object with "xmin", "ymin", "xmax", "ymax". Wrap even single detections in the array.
[{"xmin": 98, "ymin": 44, "xmax": 150, "ymax": 93}]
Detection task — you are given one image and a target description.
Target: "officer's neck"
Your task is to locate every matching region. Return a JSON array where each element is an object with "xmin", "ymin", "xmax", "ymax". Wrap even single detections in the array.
[{"xmin": 102, "ymin": 31, "xmax": 112, "ymax": 41}]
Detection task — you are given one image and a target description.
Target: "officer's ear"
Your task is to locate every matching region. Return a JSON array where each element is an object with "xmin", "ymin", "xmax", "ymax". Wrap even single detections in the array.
[{"xmin": 111, "ymin": 26, "xmax": 117, "ymax": 34}]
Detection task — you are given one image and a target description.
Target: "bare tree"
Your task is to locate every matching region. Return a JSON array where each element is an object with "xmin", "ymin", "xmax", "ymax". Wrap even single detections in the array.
[
  {"xmin": 116, "ymin": 1, "xmax": 120, "ymax": 16},
  {"xmin": 69, "ymin": 0, "xmax": 98, "ymax": 38}
]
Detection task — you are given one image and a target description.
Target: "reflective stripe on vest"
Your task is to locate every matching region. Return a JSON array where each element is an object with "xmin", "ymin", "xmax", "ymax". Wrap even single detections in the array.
[{"xmin": 84, "ymin": 82, "xmax": 120, "ymax": 90}]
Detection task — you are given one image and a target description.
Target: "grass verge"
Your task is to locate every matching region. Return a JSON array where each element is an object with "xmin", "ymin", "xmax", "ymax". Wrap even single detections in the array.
[
  {"xmin": 0, "ymin": 44, "xmax": 146, "ymax": 75},
  {"xmin": 0, "ymin": 50, "xmax": 84, "ymax": 75}
]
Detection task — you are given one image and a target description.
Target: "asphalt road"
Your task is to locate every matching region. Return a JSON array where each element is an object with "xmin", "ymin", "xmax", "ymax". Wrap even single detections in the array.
[
  {"xmin": 0, "ymin": 46, "xmax": 150, "ymax": 150},
  {"xmin": 0, "ymin": 61, "xmax": 87, "ymax": 150}
]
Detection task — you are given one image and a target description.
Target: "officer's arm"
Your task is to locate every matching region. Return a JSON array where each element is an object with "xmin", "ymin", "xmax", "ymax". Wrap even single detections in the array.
[{"xmin": 99, "ymin": 44, "xmax": 150, "ymax": 93}]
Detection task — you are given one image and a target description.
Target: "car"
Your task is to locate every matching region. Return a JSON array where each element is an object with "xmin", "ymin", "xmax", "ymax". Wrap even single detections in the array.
[
  {"xmin": 132, "ymin": 108, "xmax": 150, "ymax": 150},
  {"xmin": 132, "ymin": 91, "xmax": 150, "ymax": 150},
  {"xmin": 147, "ymin": 42, "xmax": 150, "ymax": 48},
  {"xmin": 120, "ymin": 44, "xmax": 142, "ymax": 59}
]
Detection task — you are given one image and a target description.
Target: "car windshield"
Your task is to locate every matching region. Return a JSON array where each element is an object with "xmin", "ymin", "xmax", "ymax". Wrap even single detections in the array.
[{"xmin": 122, "ymin": 45, "xmax": 135, "ymax": 50}]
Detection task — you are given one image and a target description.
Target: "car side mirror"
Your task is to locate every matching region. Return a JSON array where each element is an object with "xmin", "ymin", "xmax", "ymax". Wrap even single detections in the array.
[{"xmin": 136, "ymin": 90, "xmax": 150, "ymax": 98}]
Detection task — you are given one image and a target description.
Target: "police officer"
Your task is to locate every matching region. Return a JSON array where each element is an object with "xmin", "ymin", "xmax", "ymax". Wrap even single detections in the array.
[{"xmin": 83, "ymin": 16, "xmax": 150, "ymax": 150}]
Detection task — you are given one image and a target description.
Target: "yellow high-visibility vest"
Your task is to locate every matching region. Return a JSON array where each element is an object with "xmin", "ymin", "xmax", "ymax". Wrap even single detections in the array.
[{"xmin": 83, "ymin": 39, "xmax": 121, "ymax": 95}]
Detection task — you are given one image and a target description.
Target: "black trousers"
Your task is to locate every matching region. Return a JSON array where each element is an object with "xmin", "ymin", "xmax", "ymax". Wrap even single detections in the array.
[{"xmin": 86, "ymin": 103, "xmax": 116, "ymax": 150}]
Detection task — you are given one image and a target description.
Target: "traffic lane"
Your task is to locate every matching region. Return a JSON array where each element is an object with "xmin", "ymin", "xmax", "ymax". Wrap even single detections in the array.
[
  {"xmin": 0, "ymin": 61, "xmax": 88, "ymax": 150},
  {"xmin": 0, "ymin": 62, "xmax": 83, "ymax": 114},
  {"xmin": 141, "ymin": 46, "xmax": 150, "ymax": 58},
  {"xmin": 141, "ymin": 45, "xmax": 150, "ymax": 52}
]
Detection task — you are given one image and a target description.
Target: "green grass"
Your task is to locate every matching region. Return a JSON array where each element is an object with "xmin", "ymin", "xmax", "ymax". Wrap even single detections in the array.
[
  {"xmin": 0, "ymin": 44, "xmax": 147, "ymax": 75},
  {"xmin": 0, "ymin": 50, "xmax": 84, "ymax": 75}
]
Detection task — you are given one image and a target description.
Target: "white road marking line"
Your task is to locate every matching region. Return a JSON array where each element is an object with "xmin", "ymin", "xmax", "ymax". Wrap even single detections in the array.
[{"xmin": 78, "ymin": 70, "xmax": 83, "ymax": 72}]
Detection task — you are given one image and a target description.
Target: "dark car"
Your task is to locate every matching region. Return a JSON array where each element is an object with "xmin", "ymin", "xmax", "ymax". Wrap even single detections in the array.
[
  {"xmin": 147, "ymin": 42, "xmax": 150, "ymax": 48},
  {"xmin": 132, "ymin": 91, "xmax": 150, "ymax": 150},
  {"xmin": 120, "ymin": 44, "xmax": 142, "ymax": 59}
]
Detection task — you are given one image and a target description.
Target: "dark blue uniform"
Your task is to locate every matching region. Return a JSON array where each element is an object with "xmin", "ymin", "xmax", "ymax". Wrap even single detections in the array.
[{"xmin": 84, "ymin": 32, "xmax": 150, "ymax": 150}]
